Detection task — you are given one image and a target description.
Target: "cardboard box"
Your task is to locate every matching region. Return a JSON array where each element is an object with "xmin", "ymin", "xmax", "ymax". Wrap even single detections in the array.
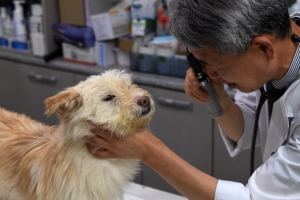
[
  {"xmin": 62, "ymin": 43, "xmax": 95, "ymax": 65},
  {"xmin": 58, "ymin": 0, "xmax": 119, "ymax": 27},
  {"xmin": 59, "ymin": 0, "xmax": 86, "ymax": 26},
  {"xmin": 118, "ymin": 36, "xmax": 134, "ymax": 52},
  {"xmin": 91, "ymin": 1, "xmax": 131, "ymax": 41}
]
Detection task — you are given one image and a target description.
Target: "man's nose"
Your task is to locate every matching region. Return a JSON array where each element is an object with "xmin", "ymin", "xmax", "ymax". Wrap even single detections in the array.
[{"xmin": 202, "ymin": 66, "xmax": 220, "ymax": 79}]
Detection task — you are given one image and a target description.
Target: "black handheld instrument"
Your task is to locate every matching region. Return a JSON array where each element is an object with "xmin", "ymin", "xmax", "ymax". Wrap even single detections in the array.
[{"xmin": 186, "ymin": 47, "xmax": 223, "ymax": 118}]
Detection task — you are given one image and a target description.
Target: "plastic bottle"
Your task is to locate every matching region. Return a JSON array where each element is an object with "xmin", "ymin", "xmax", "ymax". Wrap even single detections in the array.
[
  {"xmin": 29, "ymin": 4, "xmax": 43, "ymax": 34},
  {"xmin": 13, "ymin": 0, "xmax": 27, "ymax": 41},
  {"xmin": 290, "ymin": 0, "xmax": 300, "ymax": 15},
  {"xmin": 1, "ymin": 7, "xmax": 13, "ymax": 38},
  {"xmin": 0, "ymin": 8, "xmax": 4, "ymax": 36},
  {"xmin": 30, "ymin": 4, "xmax": 46, "ymax": 56}
]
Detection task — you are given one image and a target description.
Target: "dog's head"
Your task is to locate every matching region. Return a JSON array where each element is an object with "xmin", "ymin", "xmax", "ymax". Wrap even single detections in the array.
[{"xmin": 44, "ymin": 69, "xmax": 155, "ymax": 139}]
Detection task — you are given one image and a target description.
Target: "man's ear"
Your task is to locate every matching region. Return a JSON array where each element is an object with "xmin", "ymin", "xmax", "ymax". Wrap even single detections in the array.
[
  {"xmin": 252, "ymin": 35, "xmax": 275, "ymax": 61},
  {"xmin": 44, "ymin": 88, "xmax": 83, "ymax": 119}
]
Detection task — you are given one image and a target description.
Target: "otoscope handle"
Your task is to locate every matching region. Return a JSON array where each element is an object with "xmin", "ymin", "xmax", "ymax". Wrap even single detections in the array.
[
  {"xmin": 196, "ymin": 73, "xmax": 223, "ymax": 118},
  {"xmin": 186, "ymin": 47, "xmax": 223, "ymax": 118}
]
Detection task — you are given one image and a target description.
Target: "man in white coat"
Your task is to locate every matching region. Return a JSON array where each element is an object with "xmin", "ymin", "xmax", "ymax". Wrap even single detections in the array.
[{"xmin": 87, "ymin": 0, "xmax": 300, "ymax": 199}]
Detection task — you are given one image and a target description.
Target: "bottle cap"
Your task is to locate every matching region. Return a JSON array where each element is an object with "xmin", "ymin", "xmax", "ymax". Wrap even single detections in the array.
[{"xmin": 31, "ymin": 4, "xmax": 43, "ymax": 16}]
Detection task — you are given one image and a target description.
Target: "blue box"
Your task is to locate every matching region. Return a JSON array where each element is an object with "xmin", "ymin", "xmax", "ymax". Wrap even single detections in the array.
[
  {"xmin": 157, "ymin": 55, "xmax": 174, "ymax": 76},
  {"xmin": 53, "ymin": 23, "xmax": 95, "ymax": 48},
  {"xmin": 11, "ymin": 40, "xmax": 30, "ymax": 52},
  {"xmin": 138, "ymin": 53, "xmax": 157, "ymax": 73},
  {"xmin": 171, "ymin": 55, "xmax": 189, "ymax": 78},
  {"xmin": 0, "ymin": 37, "xmax": 10, "ymax": 48}
]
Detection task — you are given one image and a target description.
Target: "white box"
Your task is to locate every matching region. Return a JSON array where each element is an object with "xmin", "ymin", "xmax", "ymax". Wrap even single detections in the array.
[
  {"xmin": 113, "ymin": 47, "xmax": 130, "ymax": 66},
  {"xmin": 131, "ymin": 0, "xmax": 157, "ymax": 20},
  {"xmin": 95, "ymin": 41, "xmax": 116, "ymax": 67},
  {"xmin": 62, "ymin": 43, "xmax": 95, "ymax": 65},
  {"xmin": 91, "ymin": 1, "xmax": 131, "ymax": 41}
]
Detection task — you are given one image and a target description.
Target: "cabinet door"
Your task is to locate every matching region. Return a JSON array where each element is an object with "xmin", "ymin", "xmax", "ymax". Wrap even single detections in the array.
[
  {"xmin": 16, "ymin": 63, "xmax": 74, "ymax": 126},
  {"xmin": 140, "ymin": 85, "xmax": 213, "ymax": 194},
  {"xmin": 213, "ymin": 122, "xmax": 263, "ymax": 184},
  {"xmin": 0, "ymin": 59, "xmax": 21, "ymax": 112},
  {"xmin": 74, "ymin": 73, "xmax": 89, "ymax": 83}
]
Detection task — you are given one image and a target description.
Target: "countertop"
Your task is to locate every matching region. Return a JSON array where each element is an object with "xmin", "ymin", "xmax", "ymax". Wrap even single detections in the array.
[
  {"xmin": 124, "ymin": 182, "xmax": 187, "ymax": 200},
  {"xmin": 0, "ymin": 49, "xmax": 186, "ymax": 92}
]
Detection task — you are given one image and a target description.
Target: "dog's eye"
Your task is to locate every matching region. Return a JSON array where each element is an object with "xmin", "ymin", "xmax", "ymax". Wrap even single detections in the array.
[{"xmin": 102, "ymin": 94, "xmax": 116, "ymax": 101}]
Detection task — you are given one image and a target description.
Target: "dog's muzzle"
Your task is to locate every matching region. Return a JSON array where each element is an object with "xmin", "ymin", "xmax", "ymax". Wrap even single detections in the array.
[{"xmin": 138, "ymin": 96, "xmax": 152, "ymax": 116}]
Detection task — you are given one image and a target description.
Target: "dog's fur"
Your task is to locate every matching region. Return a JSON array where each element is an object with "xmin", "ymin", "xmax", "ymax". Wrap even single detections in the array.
[{"xmin": 0, "ymin": 69, "xmax": 155, "ymax": 200}]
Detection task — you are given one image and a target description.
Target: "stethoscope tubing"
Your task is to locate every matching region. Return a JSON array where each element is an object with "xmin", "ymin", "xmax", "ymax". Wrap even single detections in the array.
[
  {"xmin": 250, "ymin": 88, "xmax": 267, "ymax": 175},
  {"xmin": 250, "ymin": 87, "xmax": 286, "ymax": 175}
]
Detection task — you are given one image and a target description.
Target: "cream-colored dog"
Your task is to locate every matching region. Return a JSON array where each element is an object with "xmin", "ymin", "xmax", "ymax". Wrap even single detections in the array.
[{"xmin": 0, "ymin": 69, "xmax": 155, "ymax": 200}]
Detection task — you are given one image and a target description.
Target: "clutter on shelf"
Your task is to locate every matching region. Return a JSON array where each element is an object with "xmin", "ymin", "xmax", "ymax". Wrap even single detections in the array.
[
  {"xmin": 55, "ymin": 0, "xmax": 188, "ymax": 77},
  {"xmin": 0, "ymin": 0, "xmax": 58, "ymax": 58},
  {"xmin": 0, "ymin": 1, "xmax": 31, "ymax": 52},
  {"xmin": 0, "ymin": 0, "xmax": 188, "ymax": 78}
]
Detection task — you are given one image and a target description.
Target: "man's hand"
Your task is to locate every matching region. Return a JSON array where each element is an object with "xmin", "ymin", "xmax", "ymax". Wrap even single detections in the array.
[
  {"xmin": 87, "ymin": 127, "xmax": 160, "ymax": 163},
  {"xmin": 184, "ymin": 68, "xmax": 225, "ymax": 104}
]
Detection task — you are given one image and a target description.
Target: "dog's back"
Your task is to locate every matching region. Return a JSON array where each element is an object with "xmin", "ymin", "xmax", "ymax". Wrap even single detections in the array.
[
  {"xmin": 0, "ymin": 107, "xmax": 61, "ymax": 200},
  {"xmin": 0, "ymin": 107, "xmax": 139, "ymax": 200}
]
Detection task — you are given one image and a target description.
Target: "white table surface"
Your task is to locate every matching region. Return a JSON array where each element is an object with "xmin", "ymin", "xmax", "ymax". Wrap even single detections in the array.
[{"xmin": 123, "ymin": 182, "xmax": 188, "ymax": 200}]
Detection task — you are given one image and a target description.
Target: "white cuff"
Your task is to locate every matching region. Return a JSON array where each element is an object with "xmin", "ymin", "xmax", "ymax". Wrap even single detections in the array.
[{"xmin": 215, "ymin": 180, "xmax": 250, "ymax": 200}]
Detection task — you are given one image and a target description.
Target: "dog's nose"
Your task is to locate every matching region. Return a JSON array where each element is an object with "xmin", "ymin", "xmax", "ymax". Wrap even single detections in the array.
[{"xmin": 138, "ymin": 96, "xmax": 150, "ymax": 107}]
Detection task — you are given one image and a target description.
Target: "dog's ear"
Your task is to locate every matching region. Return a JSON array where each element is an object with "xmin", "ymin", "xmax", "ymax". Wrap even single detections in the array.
[{"xmin": 44, "ymin": 88, "xmax": 83, "ymax": 119}]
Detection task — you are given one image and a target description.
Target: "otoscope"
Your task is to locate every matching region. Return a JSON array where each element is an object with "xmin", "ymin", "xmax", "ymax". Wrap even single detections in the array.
[{"xmin": 186, "ymin": 47, "xmax": 223, "ymax": 118}]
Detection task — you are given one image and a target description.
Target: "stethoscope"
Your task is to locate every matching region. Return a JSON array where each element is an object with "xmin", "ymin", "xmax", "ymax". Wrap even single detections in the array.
[
  {"xmin": 250, "ymin": 86, "xmax": 286, "ymax": 175},
  {"xmin": 250, "ymin": 33, "xmax": 300, "ymax": 175}
]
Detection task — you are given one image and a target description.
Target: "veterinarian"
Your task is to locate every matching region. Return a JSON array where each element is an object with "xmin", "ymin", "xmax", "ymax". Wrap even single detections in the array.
[{"xmin": 87, "ymin": 0, "xmax": 300, "ymax": 199}]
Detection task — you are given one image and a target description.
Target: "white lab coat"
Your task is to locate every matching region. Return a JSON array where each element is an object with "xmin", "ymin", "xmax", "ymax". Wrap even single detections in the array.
[{"xmin": 214, "ymin": 79, "xmax": 300, "ymax": 199}]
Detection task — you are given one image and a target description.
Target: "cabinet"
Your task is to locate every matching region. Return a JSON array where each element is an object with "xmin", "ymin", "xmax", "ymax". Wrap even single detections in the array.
[
  {"xmin": 0, "ymin": 59, "xmax": 74, "ymax": 125},
  {"xmin": 213, "ymin": 121, "xmax": 263, "ymax": 185},
  {"xmin": 0, "ymin": 59, "xmax": 21, "ymax": 112},
  {"xmin": 16, "ymin": 63, "xmax": 74, "ymax": 125}
]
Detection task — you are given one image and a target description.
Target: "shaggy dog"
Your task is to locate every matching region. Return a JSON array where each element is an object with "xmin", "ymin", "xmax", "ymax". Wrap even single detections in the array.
[{"xmin": 0, "ymin": 69, "xmax": 155, "ymax": 200}]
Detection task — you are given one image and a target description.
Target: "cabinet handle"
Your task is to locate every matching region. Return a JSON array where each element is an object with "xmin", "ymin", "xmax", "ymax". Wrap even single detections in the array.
[
  {"xmin": 27, "ymin": 72, "xmax": 57, "ymax": 84},
  {"xmin": 156, "ymin": 96, "xmax": 193, "ymax": 109}
]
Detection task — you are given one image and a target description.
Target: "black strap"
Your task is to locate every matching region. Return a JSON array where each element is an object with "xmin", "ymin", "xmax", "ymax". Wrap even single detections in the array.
[
  {"xmin": 265, "ymin": 81, "xmax": 287, "ymax": 119},
  {"xmin": 250, "ymin": 91, "xmax": 267, "ymax": 175},
  {"xmin": 250, "ymin": 82, "xmax": 287, "ymax": 175}
]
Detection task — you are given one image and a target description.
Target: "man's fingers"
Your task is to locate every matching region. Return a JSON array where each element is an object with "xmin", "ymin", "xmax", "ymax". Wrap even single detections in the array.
[
  {"xmin": 87, "ymin": 135, "xmax": 109, "ymax": 149},
  {"xmin": 87, "ymin": 143, "xmax": 112, "ymax": 158},
  {"xmin": 184, "ymin": 84, "xmax": 210, "ymax": 103},
  {"xmin": 90, "ymin": 128, "xmax": 112, "ymax": 140}
]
